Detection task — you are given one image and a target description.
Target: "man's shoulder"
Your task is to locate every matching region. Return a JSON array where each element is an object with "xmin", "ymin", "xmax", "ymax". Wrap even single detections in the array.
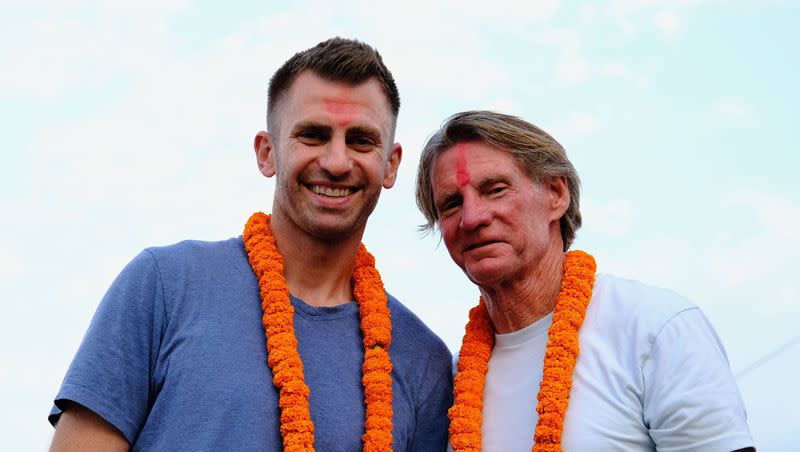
[
  {"xmin": 590, "ymin": 273, "xmax": 698, "ymax": 332},
  {"xmin": 386, "ymin": 294, "xmax": 442, "ymax": 339},
  {"xmin": 386, "ymin": 294, "xmax": 452, "ymax": 359},
  {"xmin": 143, "ymin": 236, "xmax": 246, "ymax": 267},
  {"xmin": 128, "ymin": 236, "xmax": 250, "ymax": 290},
  {"xmin": 595, "ymin": 273, "xmax": 696, "ymax": 309},
  {"xmin": 145, "ymin": 236, "xmax": 244, "ymax": 258}
]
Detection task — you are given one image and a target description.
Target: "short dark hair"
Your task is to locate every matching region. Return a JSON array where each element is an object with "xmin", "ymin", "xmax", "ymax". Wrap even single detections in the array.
[
  {"xmin": 416, "ymin": 110, "xmax": 582, "ymax": 252},
  {"xmin": 266, "ymin": 37, "xmax": 400, "ymax": 133}
]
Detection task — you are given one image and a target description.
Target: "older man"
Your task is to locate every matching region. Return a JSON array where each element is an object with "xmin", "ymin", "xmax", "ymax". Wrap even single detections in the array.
[
  {"xmin": 49, "ymin": 37, "xmax": 453, "ymax": 451},
  {"xmin": 416, "ymin": 110, "xmax": 754, "ymax": 451}
]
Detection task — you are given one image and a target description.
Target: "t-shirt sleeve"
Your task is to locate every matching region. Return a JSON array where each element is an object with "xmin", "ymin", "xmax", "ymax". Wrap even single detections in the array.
[
  {"xmin": 642, "ymin": 308, "xmax": 754, "ymax": 452},
  {"xmin": 408, "ymin": 356, "xmax": 454, "ymax": 451},
  {"xmin": 48, "ymin": 249, "xmax": 166, "ymax": 444}
]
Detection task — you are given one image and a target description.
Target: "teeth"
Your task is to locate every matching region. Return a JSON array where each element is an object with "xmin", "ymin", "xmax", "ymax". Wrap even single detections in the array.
[{"xmin": 312, "ymin": 185, "xmax": 352, "ymax": 197}]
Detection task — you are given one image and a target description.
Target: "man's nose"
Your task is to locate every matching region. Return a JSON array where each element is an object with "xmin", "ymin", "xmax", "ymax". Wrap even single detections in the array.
[
  {"xmin": 460, "ymin": 193, "xmax": 491, "ymax": 230},
  {"xmin": 319, "ymin": 138, "xmax": 353, "ymax": 177}
]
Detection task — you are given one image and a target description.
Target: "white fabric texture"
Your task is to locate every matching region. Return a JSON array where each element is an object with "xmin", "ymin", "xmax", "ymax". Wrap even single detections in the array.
[{"xmin": 478, "ymin": 273, "xmax": 753, "ymax": 452}]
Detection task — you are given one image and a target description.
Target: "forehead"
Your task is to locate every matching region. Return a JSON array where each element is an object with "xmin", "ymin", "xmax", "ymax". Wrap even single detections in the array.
[
  {"xmin": 431, "ymin": 141, "xmax": 527, "ymax": 187},
  {"xmin": 278, "ymin": 71, "xmax": 394, "ymax": 132}
]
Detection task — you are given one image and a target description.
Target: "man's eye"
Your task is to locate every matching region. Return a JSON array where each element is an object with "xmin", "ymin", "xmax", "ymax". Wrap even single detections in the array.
[
  {"xmin": 489, "ymin": 185, "xmax": 507, "ymax": 195},
  {"xmin": 439, "ymin": 199, "xmax": 461, "ymax": 214},
  {"xmin": 348, "ymin": 135, "xmax": 377, "ymax": 148},
  {"xmin": 297, "ymin": 130, "xmax": 327, "ymax": 143}
]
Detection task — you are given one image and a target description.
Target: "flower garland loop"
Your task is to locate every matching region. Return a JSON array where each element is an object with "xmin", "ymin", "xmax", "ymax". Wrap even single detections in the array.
[
  {"xmin": 448, "ymin": 250, "xmax": 597, "ymax": 452},
  {"xmin": 243, "ymin": 212, "xmax": 394, "ymax": 451}
]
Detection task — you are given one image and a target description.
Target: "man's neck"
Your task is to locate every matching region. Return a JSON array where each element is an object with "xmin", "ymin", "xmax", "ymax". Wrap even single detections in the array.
[
  {"xmin": 480, "ymin": 244, "xmax": 565, "ymax": 335},
  {"xmin": 268, "ymin": 214, "xmax": 364, "ymax": 308}
]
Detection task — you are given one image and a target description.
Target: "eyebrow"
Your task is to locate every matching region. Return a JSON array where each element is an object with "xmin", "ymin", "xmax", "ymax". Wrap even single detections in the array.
[
  {"xmin": 290, "ymin": 121, "xmax": 331, "ymax": 135},
  {"xmin": 290, "ymin": 121, "xmax": 383, "ymax": 137},
  {"xmin": 478, "ymin": 175, "xmax": 510, "ymax": 190},
  {"xmin": 345, "ymin": 124, "xmax": 382, "ymax": 137}
]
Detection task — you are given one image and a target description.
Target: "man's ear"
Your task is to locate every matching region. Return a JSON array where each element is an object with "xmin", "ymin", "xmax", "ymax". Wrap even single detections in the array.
[
  {"xmin": 382, "ymin": 142, "xmax": 403, "ymax": 189},
  {"xmin": 546, "ymin": 176, "xmax": 570, "ymax": 221},
  {"xmin": 253, "ymin": 131, "xmax": 276, "ymax": 177}
]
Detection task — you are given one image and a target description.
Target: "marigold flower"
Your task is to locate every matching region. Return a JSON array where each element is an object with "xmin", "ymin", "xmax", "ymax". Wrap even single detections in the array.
[
  {"xmin": 449, "ymin": 250, "xmax": 596, "ymax": 452},
  {"xmin": 244, "ymin": 212, "xmax": 394, "ymax": 451}
]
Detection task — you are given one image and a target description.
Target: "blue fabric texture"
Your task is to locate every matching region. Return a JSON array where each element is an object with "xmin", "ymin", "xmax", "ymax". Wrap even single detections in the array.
[{"xmin": 49, "ymin": 237, "xmax": 453, "ymax": 451}]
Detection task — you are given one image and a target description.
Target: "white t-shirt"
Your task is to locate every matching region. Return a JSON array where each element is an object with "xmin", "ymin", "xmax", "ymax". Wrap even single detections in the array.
[{"xmin": 476, "ymin": 273, "xmax": 753, "ymax": 452}]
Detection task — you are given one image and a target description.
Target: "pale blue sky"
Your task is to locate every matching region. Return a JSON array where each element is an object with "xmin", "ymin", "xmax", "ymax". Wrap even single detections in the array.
[{"xmin": 2, "ymin": 1, "xmax": 798, "ymax": 449}]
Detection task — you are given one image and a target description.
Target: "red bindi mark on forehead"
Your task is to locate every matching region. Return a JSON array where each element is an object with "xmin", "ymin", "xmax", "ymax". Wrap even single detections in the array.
[
  {"xmin": 455, "ymin": 143, "xmax": 470, "ymax": 186},
  {"xmin": 324, "ymin": 99, "xmax": 359, "ymax": 127}
]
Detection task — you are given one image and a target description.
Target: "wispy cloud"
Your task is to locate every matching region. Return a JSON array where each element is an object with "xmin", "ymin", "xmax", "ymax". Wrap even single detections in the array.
[
  {"xmin": 581, "ymin": 198, "xmax": 634, "ymax": 236},
  {"xmin": 599, "ymin": 61, "xmax": 649, "ymax": 87},
  {"xmin": 555, "ymin": 48, "xmax": 590, "ymax": 85},
  {"xmin": 0, "ymin": 3, "xmax": 184, "ymax": 101},
  {"xmin": 0, "ymin": 244, "xmax": 23, "ymax": 282},
  {"xmin": 652, "ymin": 10, "xmax": 682, "ymax": 37},
  {"xmin": 563, "ymin": 111, "xmax": 603, "ymax": 136},
  {"xmin": 723, "ymin": 189, "xmax": 800, "ymax": 241},
  {"xmin": 715, "ymin": 98, "xmax": 754, "ymax": 122},
  {"xmin": 605, "ymin": 0, "xmax": 720, "ymax": 37}
]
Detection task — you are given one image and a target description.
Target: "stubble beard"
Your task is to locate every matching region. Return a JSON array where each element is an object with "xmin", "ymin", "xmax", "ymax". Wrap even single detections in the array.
[{"xmin": 275, "ymin": 184, "xmax": 382, "ymax": 244}]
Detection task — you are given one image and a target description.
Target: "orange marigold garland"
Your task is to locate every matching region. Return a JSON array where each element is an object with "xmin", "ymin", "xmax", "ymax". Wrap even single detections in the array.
[
  {"xmin": 354, "ymin": 242, "xmax": 394, "ymax": 450},
  {"xmin": 243, "ymin": 212, "xmax": 394, "ymax": 451},
  {"xmin": 449, "ymin": 298, "xmax": 494, "ymax": 452},
  {"xmin": 448, "ymin": 250, "xmax": 596, "ymax": 452}
]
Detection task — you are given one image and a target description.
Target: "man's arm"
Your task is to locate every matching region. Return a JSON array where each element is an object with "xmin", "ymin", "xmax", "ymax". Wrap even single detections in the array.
[
  {"xmin": 642, "ymin": 308, "xmax": 755, "ymax": 451},
  {"xmin": 50, "ymin": 402, "xmax": 129, "ymax": 452},
  {"xmin": 408, "ymin": 367, "xmax": 454, "ymax": 450},
  {"xmin": 49, "ymin": 250, "xmax": 167, "ymax": 447}
]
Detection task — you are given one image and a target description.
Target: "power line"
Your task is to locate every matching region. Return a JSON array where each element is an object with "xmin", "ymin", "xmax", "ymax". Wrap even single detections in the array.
[{"xmin": 735, "ymin": 334, "xmax": 800, "ymax": 379}]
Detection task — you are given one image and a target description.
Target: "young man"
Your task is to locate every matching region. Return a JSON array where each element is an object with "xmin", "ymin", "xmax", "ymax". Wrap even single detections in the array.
[
  {"xmin": 49, "ymin": 37, "xmax": 453, "ymax": 451},
  {"xmin": 416, "ymin": 110, "xmax": 754, "ymax": 451}
]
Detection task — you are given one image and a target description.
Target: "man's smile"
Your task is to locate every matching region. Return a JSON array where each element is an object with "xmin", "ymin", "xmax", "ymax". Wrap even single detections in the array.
[{"xmin": 309, "ymin": 184, "xmax": 355, "ymax": 198}]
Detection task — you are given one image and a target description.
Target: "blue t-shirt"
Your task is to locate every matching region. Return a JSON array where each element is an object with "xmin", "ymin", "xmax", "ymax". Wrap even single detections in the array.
[{"xmin": 49, "ymin": 238, "xmax": 453, "ymax": 451}]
